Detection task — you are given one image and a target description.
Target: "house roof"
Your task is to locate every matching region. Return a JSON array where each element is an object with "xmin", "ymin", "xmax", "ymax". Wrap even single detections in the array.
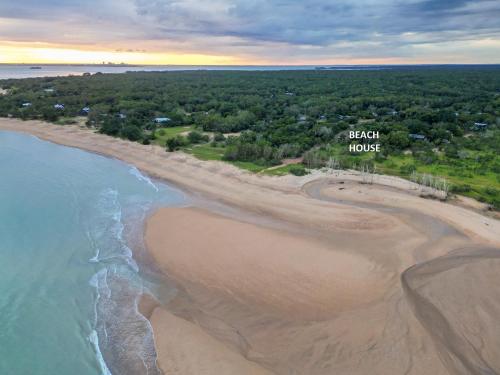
[
  {"xmin": 409, "ymin": 133, "xmax": 426, "ymax": 139},
  {"xmin": 154, "ymin": 117, "xmax": 171, "ymax": 122}
]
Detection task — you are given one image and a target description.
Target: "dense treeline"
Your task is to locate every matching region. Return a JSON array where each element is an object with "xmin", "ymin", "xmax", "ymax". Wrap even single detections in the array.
[{"xmin": 0, "ymin": 67, "xmax": 499, "ymax": 207}]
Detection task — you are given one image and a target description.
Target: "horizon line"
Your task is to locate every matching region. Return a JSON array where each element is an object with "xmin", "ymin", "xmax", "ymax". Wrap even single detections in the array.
[{"xmin": 1, "ymin": 62, "xmax": 500, "ymax": 67}]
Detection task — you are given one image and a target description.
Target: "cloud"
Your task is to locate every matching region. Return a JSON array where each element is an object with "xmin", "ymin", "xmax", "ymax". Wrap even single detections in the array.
[{"xmin": 0, "ymin": 0, "xmax": 499, "ymax": 63}]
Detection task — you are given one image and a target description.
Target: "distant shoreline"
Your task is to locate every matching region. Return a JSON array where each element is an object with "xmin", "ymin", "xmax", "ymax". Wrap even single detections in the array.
[
  {"xmin": 1, "ymin": 63, "xmax": 500, "ymax": 80},
  {"xmin": 2, "ymin": 62, "xmax": 499, "ymax": 67}
]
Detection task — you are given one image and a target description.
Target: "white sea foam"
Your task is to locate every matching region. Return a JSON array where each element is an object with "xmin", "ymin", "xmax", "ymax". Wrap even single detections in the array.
[
  {"xmin": 129, "ymin": 166, "xmax": 159, "ymax": 192},
  {"xmin": 87, "ymin": 184, "xmax": 168, "ymax": 375},
  {"xmin": 89, "ymin": 330, "xmax": 113, "ymax": 375},
  {"xmin": 95, "ymin": 188, "xmax": 140, "ymax": 272},
  {"xmin": 89, "ymin": 247, "xmax": 100, "ymax": 263}
]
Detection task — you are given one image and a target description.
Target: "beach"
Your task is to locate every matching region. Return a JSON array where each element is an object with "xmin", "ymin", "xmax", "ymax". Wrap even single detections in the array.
[{"xmin": 1, "ymin": 118, "xmax": 500, "ymax": 374}]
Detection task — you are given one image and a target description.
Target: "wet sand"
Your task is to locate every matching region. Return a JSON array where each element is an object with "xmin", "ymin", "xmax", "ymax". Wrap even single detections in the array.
[{"xmin": 2, "ymin": 118, "xmax": 500, "ymax": 374}]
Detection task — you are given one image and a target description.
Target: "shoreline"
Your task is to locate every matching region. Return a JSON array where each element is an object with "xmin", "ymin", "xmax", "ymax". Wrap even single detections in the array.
[
  {"xmin": 0, "ymin": 119, "xmax": 497, "ymax": 240},
  {"xmin": 2, "ymin": 118, "xmax": 500, "ymax": 374}
]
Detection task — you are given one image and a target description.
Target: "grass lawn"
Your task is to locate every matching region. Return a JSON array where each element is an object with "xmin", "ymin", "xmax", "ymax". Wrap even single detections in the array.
[
  {"xmin": 54, "ymin": 116, "xmax": 81, "ymax": 125},
  {"xmin": 184, "ymin": 144, "xmax": 225, "ymax": 161},
  {"xmin": 262, "ymin": 163, "xmax": 304, "ymax": 176},
  {"xmin": 183, "ymin": 144, "xmax": 267, "ymax": 172},
  {"xmin": 153, "ymin": 126, "xmax": 195, "ymax": 146},
  {"xmin": 231, "ymin": 161, "xmax": 268, "ymax": 173}
]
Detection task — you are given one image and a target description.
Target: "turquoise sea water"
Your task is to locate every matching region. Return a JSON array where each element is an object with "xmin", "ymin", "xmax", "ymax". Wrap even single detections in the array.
[{"xmin": 0, "ymin": 131, "xmax": 185, "ymax": 374}]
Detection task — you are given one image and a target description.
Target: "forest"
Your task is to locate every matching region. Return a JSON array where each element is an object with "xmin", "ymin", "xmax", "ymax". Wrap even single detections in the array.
[{"xmin": 0, "ymin": 67, "xmax": 499, "ymax": 208}]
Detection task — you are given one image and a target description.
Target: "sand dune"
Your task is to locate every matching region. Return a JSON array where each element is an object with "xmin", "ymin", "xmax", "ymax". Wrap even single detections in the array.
[{"xmin": 2, "ymin": 118, "xmax": 499, "ymax": 374}]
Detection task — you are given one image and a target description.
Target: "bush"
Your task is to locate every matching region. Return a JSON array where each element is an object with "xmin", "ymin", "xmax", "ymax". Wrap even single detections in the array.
[
  {"xmin": 400, "ymin": 164, "xmax": 417, "ymax": 175},
  {"xmin": 41, "ymin": 108, "xmax": 59, "ymax": 122},
  {"xmin": 100, "ymin": 118, "xmax": 121, "ymax": 136},
  {"xmin": 484, "ymin": 187, "xmax": 499, "ymax": 196},
  {"xmin": 121, "ymin": 125, "xmax": 143, "ymax": 141},
  {"xmin": 491, "ymin": 199, "xmax": 500, "ymax": 210},
  {"xmin": 302, "ymin": 149, "xmax": 328, "ymax": 168},
  {"xmin": 187, "ymin": 131, "xmax": 209, "ymax": 144},
  {"xmin": 223, "ymin": 141, "xmax": 279, "ymax": 165},
  {"xmin": 450, "ymin": 184, "xmax": 472, "ymax": 193},
  {"xmin": 289, "ymin": 164, "xmax": 307, "ymax": 176},
  {"xmin": 213, "ymin": 132, "xmax": 225, "ymax": 142},
  {"xmin": 166, "ymin": 136, "xmax": 187, "ymax": 151}
]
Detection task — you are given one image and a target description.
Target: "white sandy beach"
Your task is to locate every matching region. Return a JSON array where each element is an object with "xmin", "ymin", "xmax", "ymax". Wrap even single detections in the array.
[{"xmin": 1, "ymin": 118, "xmax": 499, "ymax": 375}]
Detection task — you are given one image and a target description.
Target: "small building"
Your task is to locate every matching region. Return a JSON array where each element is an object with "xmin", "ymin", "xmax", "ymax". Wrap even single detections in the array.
[
  {"xmin": 298, "ymin": 115, "xmax": 307, "ymax": 123},
  {"xmin": 54, "ymin": 104, "xmax": 65, "ymax": 110},
  {"xmin": 473, "ymin": 122, "xmax": 488, "ymax": 131},
  {"xmin": 44, "ymin": 88, "xmax": 55, "ymax": 93},
  {"xmin": 409, "ymin": 134, "xmax": 426, "ymax": 140},
  {"xmin": 22, "ymin": 102, "xmax": 32, "ymax": 107},
  {"xmin": 285, "ymin": 91, "xmax": 294, "ymax": 96},
  {"xmin": 154, "ymin": 117, "xmax": 171, "ymax": 124},
  {"xmin": 82, "ymin": 72, "xmax": 91, "ymax": 77},
  {"xmin": 80, "ymin": 107, "xmax": 90, "ymax": 115},
  {"xmin": 319, "ymin": 115, "xmax": 327, "ymax": 120},
  {"xmin": 117, "ymin": 113, "xmax": 127, "ymax": 119}
]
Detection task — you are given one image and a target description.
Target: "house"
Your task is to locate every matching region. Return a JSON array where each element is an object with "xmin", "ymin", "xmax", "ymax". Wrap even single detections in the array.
[
  {"xmin": 54, "ymin": 104, "xmax": 65, "ymax": 110},
  {"xmin": 22, "ymin": 102, "xmax": 32, "ymax": 107},
  {"xmin": 80, "ymin": 107, "xmax": 90, "ymax": 115},
  {"xmin": 473, "ymin": 122, "xmax": 488, "ymax": 131},
  {"xmin": 409, "ymin": 134, "xmax": 426, "ymax": 140},
  {"xmin": 154, "ymin": 117, "xmax": 171, "ymax": 124}
]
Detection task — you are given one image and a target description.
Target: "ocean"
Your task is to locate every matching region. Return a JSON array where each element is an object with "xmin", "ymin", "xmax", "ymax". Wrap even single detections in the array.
[
  {"xmin": 0, "ymin": 64, "xmax": 395, "ymax": 80},
  {"xmin": 1, "ymin": 64, "xmax": 498, "ymax": 80},
  {"xmin": 0, "ymin": 131, "xmax": 186, "ymax": 374},
  {"xmin": 0, "ymin": 64, "xmax": 315, "ymax": 79}
]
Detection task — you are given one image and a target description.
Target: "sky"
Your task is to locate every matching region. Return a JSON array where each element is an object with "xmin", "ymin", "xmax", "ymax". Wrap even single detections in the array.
[{"xmin": 0, "ymin": 0, "xmax": 499, "ymax": 65}]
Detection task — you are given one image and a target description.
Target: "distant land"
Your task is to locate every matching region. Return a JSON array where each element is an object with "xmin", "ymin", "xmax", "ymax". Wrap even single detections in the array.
[{"xmin": 2, "ymin": 63, "xmax": 500, "ymax": 80}]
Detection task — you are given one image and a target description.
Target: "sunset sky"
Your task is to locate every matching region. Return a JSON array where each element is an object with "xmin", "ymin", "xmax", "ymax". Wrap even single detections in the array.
[{"xmin": 1, "ymin": 0, "xmax": 499, "ymax": 65}]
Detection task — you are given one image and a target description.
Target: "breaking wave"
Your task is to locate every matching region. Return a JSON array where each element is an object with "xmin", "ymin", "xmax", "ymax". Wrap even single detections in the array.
[
  {"xmin": 87, "ymin": 188, "xmax": 163, "ymax": 375},
  {"xmin": 129, "ymin": 167, "xmax": 159, "ymax": 192}
]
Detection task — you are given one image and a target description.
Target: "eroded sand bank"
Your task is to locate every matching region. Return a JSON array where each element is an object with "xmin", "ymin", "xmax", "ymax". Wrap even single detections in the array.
[{"xmin": 2, "ymin": 118, "xmax": 499, "ymax": 374}]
